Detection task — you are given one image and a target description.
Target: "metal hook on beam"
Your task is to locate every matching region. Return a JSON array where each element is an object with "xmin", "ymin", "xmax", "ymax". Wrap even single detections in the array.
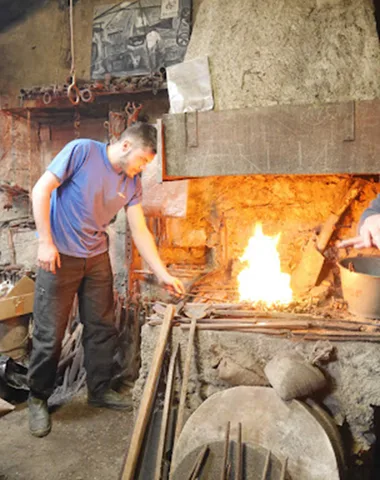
[{"xmin": 68, "ymin": 74, "xmax": 80, "ymax": 105}]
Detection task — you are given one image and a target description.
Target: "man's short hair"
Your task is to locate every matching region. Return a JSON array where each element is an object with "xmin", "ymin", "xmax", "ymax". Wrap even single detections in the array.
[{"xmin": 119, "ymin": 122, "xmax": 157, "ymax": 154}]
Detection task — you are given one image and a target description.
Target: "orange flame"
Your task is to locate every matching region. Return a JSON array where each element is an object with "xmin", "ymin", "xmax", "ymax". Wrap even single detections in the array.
[{"xmin": 238, "ymin": 223, "xmax": 293, "ymax": 305}]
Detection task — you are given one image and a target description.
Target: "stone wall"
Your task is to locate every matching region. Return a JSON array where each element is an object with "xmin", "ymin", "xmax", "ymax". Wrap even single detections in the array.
[
  {"xmin": 135, "ymin": 325, "xmax": 380, "ymax": 456},
  {"xmin": 0, "ymin": 111, "xmax": 40, "ymax": 268},
  {"xmin": 0, "ymin": 0, "xmax": 116, "ymax": 106},
  {"xmin": 186, "ymin": 0, "xmax": 380, "ymax": 110}
]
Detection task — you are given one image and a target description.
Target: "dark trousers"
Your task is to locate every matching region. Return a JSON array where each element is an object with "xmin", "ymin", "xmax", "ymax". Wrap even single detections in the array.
[{"xmin": 28, "ymin": 252, "xmax": 117, "ymax": 399}]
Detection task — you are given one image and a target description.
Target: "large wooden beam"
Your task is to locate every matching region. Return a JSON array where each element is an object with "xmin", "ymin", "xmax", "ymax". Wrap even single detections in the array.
[{"xmin": 162, "ymin": 100, "xmax": 380, "ymax": 178}]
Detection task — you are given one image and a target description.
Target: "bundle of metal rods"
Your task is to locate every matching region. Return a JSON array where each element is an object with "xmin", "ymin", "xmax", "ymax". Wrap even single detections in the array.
[
  {"xmin": 49, "ymin": 296, "xmax": 86, "ymax": 406},
  {"xmin": 49, "ymin": 292, "xmax": 139, "ymax": 406},
  {"xmin": 146, "ymin": 302, "xmax": 380, "ymax": 342}
]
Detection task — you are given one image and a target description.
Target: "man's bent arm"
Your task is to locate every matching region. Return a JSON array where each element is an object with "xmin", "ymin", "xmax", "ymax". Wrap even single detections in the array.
[
  {"xmin": 127, "ymin": 204, "xmax": 171, "ymax": 281},
  {"xmin": 359, "ymin": 194, "xmax": 380, "ymax": 229},
  {"xmin": 126, "ymin": 204, "xmax": 185, "ymax": 294},
  {"xmin": 338, "ymin": 194, "xmax": 380, "ymax": 249}
]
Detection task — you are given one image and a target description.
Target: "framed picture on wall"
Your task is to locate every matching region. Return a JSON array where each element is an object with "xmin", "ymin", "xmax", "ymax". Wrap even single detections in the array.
[{"xmin": 91, "ymin": 0, "xmax": 192, "ymax": 79}]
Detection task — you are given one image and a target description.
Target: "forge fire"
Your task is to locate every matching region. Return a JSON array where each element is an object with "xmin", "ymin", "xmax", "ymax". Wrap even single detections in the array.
[{"xmin": 237, "ymin": 223, "xmax": 293, "ymax": 306}]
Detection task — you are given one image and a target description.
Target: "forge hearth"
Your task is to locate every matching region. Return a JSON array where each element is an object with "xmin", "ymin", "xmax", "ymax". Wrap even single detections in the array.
[
  {"xmin": 134, "ymin": 317, "xmax": 380, "ymax": 461},
  {"xmin": 131, "ymin": 162, "xmax": 380, "ymax": 471}
]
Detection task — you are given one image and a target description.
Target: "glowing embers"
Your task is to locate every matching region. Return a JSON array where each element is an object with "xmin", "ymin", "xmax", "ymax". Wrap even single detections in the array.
[{"xmin": 238, "ymin": 223, "xmax": 293, "ymax": 305}]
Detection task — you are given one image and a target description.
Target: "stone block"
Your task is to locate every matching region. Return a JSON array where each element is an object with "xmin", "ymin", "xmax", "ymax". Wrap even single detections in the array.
[
  {"xmin": 13, "ymin": 229, "xmax": 38, "ymax": 268},
  {"xmin": 0, "ymin": 229, "xmax": 12, "ymax": 264}
]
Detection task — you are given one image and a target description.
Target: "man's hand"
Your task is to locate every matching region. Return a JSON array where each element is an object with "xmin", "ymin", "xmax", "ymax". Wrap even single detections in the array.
[
  {"xmin": 337, "ymin": 214, "xmax": 380, "ymax": 249},
  {"xmin": 159, "ymin": 272, "xmax": 186, "ymax": 296},
  {"xmin": 37, "ymin": 240, "xmax": 61, "ymax": 274}
]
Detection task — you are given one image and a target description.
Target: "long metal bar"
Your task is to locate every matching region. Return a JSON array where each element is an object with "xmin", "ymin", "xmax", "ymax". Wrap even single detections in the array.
[
  {"xmin": 154, "ymin": 343, "xmax": 180, "ymax": 480},
  {"xmin": 260, "ymin": 450, "xmax": 271, "ymax": 480},
  {"xmin": 187, "ymin": 445, "xmax": 209, "ymax": 480},
  {"xmin": 280, "ymin": 457, "xmax": 288, "ymax": 480},
  {"xmin": 235, "ymin": 423, "xmax": 242, "ymax": 480},
  {"xmin": 173, "ymin": 314, "xmax": 198, "ymax": 444},
  {"xmin": 220, "ymin": 421, "xmax": 230, "ymax": 480}
]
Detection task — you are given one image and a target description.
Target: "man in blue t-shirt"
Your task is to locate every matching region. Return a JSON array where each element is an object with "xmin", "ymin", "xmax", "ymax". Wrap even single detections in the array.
[{"xmin": 27, "ymin": 122, "xmax": 185, "ymax": 437}]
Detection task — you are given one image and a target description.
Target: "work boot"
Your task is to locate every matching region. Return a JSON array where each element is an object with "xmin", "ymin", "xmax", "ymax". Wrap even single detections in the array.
[
  {"xmin": 28, "ymin": 395, "xmax": 51, "ymax": 438},
  {"xmin": 87, "ymin": 388, "xmax": 133, "ymax": 410}
]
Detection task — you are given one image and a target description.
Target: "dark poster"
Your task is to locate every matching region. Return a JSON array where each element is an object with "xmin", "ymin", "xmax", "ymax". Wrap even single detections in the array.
[{"xmin": 91, "ymin": 0, "xmax": 191, "ymax": 79}]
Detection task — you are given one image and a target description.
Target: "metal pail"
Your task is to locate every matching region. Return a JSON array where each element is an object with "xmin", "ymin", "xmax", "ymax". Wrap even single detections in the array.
[{"xmin": 338, "ymin": 256, "xmax": 380, "ymax": 319}]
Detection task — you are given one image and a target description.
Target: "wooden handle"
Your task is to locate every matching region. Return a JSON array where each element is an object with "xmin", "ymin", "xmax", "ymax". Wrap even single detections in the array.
[{"xmin": 316, "ymin": 180, "xmax": 364, "ymax": 252}]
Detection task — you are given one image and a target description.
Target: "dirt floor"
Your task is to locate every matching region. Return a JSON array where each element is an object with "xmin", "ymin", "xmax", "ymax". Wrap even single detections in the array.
[{"xmin": 0, "ymin": 390, "xmax": 133, "ymax": 480}]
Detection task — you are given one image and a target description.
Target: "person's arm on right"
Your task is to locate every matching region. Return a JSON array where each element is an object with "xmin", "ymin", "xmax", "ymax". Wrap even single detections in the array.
[
  {"xmin": 338, "ymin": 194, "xmax": 380, "ymax": 249},
  {"xmin": 32, "ymin": 171, "xmax": 61, "ymax": 273}
]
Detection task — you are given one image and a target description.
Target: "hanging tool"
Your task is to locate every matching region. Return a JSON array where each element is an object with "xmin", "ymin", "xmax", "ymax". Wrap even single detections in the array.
[
  {"xmin": 125, "ymin": 102, "xmax": 143, "ymax": 127},
  {"xmin": 67, "ymin": 0, "xmax": 80, "ymax": 105},
  {"xmin": 73, "ymin": 109, "xmax": 80, "ymax": 138}
]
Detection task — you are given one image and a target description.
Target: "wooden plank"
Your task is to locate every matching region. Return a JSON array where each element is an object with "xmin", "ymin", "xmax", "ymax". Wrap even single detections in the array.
[
  {"xmin": 162, "ymin": 99, "xmax": 380, "ymax": 177},
  {"xmin": 6, "ymin": 276, "xmax": 35, "ymax": 297},
  {"xmin": 0, "ymin": 398, "xmax": 15, "ymax": 417},
  {"xmin": 120, "ymin": 304, "xmax": 175, "ymax": 480},
  {"xmin": 0, "ymin": 293, "xmax": 34, "ymax": 321}
]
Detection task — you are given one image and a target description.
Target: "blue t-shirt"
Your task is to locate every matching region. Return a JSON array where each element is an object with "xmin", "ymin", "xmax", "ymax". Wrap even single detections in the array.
[{"xmin": 47, "ymin": 139, "xmax": 142, "ymax": 258}]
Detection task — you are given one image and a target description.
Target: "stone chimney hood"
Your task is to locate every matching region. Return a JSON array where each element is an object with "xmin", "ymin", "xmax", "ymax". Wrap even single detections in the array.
[{"xmin": 161, "ymin": 0, "xmax": 380, "ymax": 179}]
